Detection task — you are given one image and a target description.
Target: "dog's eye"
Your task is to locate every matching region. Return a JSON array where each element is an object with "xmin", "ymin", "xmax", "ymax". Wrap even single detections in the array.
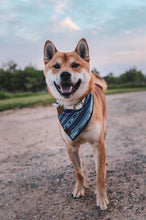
[
  {"xmin": 72, "ymin": 63, "xmax": 80, "ymax": 68},
  {"xmin": 53, "ymin": 63, "xmax": 60, "ymax": 69}
]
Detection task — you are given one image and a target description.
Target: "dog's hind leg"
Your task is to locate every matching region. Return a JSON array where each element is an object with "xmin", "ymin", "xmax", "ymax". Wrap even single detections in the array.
[
  {"xmin": 67, "ymin": 145, "xmax": 85, "ymax": 198},
  {"xmin": 93, "ymin": 136, "xmax": 109, "ymax": 210}
]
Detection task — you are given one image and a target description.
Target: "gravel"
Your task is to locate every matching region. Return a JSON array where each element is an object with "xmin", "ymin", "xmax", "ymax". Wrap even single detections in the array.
[{"xmin": 0, "ymin": 91, "xmax": 145, "ymax": 220}]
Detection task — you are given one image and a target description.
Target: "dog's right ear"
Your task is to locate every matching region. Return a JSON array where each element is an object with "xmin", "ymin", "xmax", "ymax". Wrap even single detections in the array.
[{"xmin": 43, "ymin": 40, "xmax": 57, "ymax": 65}]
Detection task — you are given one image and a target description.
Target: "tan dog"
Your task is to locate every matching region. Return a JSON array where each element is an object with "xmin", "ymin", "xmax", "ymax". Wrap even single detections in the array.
[{"xmin": 43, "ymin": 38, "xmax": 109, "ymax": 210}]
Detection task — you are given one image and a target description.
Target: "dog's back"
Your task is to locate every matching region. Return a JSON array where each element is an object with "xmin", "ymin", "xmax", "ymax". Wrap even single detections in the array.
[
  {"xmin": 91, "ymin": 72, "xmax": 107, "ymax": 138},
  {"xmin": 92, "ymin": 72, "xmax": 107, "ymax": 92}
]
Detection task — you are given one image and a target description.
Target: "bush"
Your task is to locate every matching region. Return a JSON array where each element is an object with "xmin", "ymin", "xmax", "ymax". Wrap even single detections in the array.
[
  {"xmin": 0, "ymin": 63, "xmax": 46, "ymax": 92},
  {"xmin": 104, "ymin": 68, "xmax": 145, "ymax": 86},
  {"xmin": 119, "ymin": 68, "xmax": 144, "ymax": 83},
  {"xmin": 0, "ymin": 91, "xmax": 12, "ymax": 99}
]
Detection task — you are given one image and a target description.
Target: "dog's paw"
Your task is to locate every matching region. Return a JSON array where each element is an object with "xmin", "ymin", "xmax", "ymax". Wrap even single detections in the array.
[
  {"xmin": 96, "ymin": 194, "xmax": 109, "ymax": 210},
  {"xmin": 72, "ymin": 185, "xmax": 85, "ymax": 198}
]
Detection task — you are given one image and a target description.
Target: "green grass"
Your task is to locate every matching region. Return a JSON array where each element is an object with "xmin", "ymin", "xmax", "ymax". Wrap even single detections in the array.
[
  {"xmin": 107, "ymin": 83, "xmax": 146, "ymax": 90},
  {"xmin": 0, "ymin": 93, "xmax": 55, "ymax": 111},
  {"xmin": 0, "ymin": 91, "xmax": 48, "ymax": 99},
  {"xmin": 0, "ymin": 87, "xmax": 146, "ymax": 111},
  {"xmin": 105, "ymin": 87, "xmax": 146, "ymax": 94}
]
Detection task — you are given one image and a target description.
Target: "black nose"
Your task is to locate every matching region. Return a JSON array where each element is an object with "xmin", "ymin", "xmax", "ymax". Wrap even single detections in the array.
[{"xmin": 60, "ymin": 71, "xmax": 71, "ymax": 82}]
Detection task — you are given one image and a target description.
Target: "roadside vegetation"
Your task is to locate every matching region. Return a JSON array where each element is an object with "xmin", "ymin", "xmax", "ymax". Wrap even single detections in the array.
[{"xmin": 0, "ymin": 61, "xmax": 146, "ymax": 111}]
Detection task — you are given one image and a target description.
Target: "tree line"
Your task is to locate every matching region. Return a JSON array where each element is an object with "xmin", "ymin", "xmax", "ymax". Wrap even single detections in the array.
[
  {"xmin": 0, "ymin": 61, "xmax": 146, "ymax": 93},
  {"xmin": 0, "ymin": 61, "xmax": 46, "ymax": 92},
  {"xmin": 102, "ymin": 69, "xmax": 146, "ymax": 89}
]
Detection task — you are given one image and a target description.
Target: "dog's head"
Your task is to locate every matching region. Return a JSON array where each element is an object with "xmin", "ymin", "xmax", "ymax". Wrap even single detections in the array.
[{"xmin": 43, "ymin": 38, "xmax": 92, "ymax": 105}]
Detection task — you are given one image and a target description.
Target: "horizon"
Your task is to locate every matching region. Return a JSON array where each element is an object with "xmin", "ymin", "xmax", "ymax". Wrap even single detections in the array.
[
  {"xmin": 0, "ymin": 0, "xmax": 146, "ymax": 76},
  {"xmin": 1, "ymin": 60, "xmax": 145, "ymax": 78}
]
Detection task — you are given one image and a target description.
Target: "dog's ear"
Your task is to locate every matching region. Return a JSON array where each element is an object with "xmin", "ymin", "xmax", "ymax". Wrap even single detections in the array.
[
  {"xmin": 75, "ymin": 38, "xmax": 90, "ymax": 62},
  {"xmin": 44, "ymin": 40, "xmax": 57, "ymax": 64}
]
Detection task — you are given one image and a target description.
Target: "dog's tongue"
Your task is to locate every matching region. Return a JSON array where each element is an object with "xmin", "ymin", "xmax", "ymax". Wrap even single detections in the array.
[{"xmin": 61, "ymin": 86, "xmax": 72, "ymax": 93}]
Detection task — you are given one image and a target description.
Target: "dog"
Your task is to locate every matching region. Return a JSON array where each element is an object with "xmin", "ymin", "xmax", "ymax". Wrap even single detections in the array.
[{"xmin": 43, "ymin": 38, "xmax": 109, "ymax": 210}]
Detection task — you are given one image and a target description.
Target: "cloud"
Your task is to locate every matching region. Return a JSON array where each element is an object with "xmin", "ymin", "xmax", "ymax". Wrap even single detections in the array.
[
  {"xmin": 0, "ymin": 0, "xmax": 146, "ymax": 75},
  {"xmin": 54, "ymin": 0, "xmax": 70, "ymax": 14},
  {"xmin": 20, "ymin": 0, "xmax": 29, "ymax": 2},
  {"xmin": 68, "ymin": 0, "xmax": 146, "ymax": 36},
  {"xmin": 59, "ymin": 17, "xmax": 80, "ymax": 31},
  {"xmin": 89, "ymin": 33, "xmax": 146, "ymax": 75},
  {"xmin": 0, "ymin": 13, "xmax": 18, "ymax": 22}
]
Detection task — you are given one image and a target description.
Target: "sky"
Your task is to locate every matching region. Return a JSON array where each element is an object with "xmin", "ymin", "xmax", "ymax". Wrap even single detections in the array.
[{"xmin": 0, "ymin": 0, "xmax": 146, "ymax": 76}]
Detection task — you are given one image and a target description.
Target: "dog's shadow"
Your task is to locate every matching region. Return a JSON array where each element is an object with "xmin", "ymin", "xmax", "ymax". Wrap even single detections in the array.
[
  {"xmin": 51, "ymin": 163, "xmax": 115, "ymax": 218},
  {"xmin": 51, "ymin": 153, "xmax": 144, "ymax": 218}
]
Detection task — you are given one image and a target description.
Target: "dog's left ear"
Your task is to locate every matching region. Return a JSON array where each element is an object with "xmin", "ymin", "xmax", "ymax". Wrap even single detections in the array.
[{"xmin": 75, "ymin": 38, "xmax": 90, "ymax": 62}]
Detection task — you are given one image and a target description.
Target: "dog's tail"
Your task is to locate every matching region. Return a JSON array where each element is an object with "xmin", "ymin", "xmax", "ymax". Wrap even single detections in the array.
[{"xmin": 92, "ymin": 72, "xmax": 107, "ymax": 92}]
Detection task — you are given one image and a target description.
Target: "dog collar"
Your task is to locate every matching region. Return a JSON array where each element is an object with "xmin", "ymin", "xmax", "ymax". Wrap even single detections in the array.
[
  {"xmin": 53, "ymin": 98, "xmax": 85, "ymax": 112},
  {"xmin": 57, "ymin": 93, "xmax": 94, "ymax": 140}
]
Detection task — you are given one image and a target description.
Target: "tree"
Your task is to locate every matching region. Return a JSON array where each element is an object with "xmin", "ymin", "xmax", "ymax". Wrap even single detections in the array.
[
  {"xmin": 0, "ymin": 61, "xmax": 46, "ymax": 92},
  {"xmin": 103, "ymin": 73, "xmax": 117, "ymax": 84},
  {"xmin": 120, "ymin": 68, "xmax": 144, "ymax": 83},
  {"xmin": 2, "ymin": 61, "xmax": 18, "ymax": 73}
]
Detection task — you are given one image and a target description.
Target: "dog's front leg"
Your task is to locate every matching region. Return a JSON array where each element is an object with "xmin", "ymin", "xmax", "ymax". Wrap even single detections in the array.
[
  {"xmin": 67, "ymin": 145, "xmax": 85, "ymax": 198},
  {"xmin": 93, "ymin": 138, "xmax": 109, "ymax": 210}
]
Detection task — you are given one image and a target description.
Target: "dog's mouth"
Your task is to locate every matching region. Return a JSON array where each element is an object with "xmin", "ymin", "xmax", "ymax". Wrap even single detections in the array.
[{"xmin": 54, "ymin": 79, "xmax": 81, "ymax": 98}]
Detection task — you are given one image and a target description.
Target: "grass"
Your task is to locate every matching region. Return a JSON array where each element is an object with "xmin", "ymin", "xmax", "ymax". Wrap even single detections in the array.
[
  {"xmin": 107, "ymin": 83, "xmax": 146, "ymax": 90},
  {"xmin": 0, "ymin": 87, "xmax": 146, "ymax": 111},
  {"xmin": 0, "ymin": 93, "xmax": 55, "ymax": 111},
  {"xmin": 105, "ymin": 87, "xmax": 146, "ymax": 94},
  {"xmin": 0, "ymin": 91, "xmax": 48, "ymax": 99}
]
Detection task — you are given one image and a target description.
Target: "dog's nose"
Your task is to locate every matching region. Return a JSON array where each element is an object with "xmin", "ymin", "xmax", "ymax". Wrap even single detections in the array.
[{"xmin": 60, "ymin": 71, "xmax": 71, "ymax": 82}]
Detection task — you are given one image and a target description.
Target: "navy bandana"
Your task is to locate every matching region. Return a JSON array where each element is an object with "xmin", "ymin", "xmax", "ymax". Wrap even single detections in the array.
[{"xmin": 58, "ymin": 93, "xmax": 94, "ymax": 140}]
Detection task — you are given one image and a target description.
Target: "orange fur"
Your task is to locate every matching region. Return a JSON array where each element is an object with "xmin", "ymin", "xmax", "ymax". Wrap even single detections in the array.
[{"xmin": 43, "ymin": 38, "xmax": 109, "ymax": 210}]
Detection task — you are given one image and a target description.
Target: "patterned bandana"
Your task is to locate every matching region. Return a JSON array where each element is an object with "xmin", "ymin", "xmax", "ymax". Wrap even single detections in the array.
[{"xmin": 58, "ymin": 93, "xmax": 94, "ymax": 140}]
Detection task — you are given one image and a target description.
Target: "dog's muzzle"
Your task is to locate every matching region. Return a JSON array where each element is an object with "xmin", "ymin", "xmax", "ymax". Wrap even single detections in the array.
[{"xmin": 54, "ymin": 71, "xmax": 81, "ymax": 98}]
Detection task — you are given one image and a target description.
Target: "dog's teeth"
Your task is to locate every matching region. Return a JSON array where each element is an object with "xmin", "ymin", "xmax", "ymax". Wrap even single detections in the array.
[
  {"xmin": 61, "ymin": 86, "xmax": 72, "ymax": 93},
  {"xmin": 69, "ymin": 86, "xmax": 72, "ymax": 92}
]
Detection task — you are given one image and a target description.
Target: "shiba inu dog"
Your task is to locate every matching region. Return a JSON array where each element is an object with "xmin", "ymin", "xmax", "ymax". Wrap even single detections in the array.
[{"xmin": 43, "ymin": 38, "xmax": 109, "ymax": 210}]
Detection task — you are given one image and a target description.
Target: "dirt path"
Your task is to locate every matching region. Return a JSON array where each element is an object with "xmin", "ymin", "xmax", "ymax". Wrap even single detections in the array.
[{"xmin": 0, "ymin": 92, "xmax": 145, "ymax": 220}]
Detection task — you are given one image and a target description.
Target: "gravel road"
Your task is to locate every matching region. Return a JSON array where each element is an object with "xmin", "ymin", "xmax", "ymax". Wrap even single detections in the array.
[{"xmin": 0, "ymin": 91, "xmax": 145, "ymax": 220}]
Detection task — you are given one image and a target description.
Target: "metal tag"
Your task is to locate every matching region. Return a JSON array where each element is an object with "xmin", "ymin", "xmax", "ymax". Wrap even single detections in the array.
[{"xmin": 57, "ymin": 105, "xmax": 64, "ymax": 115}]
